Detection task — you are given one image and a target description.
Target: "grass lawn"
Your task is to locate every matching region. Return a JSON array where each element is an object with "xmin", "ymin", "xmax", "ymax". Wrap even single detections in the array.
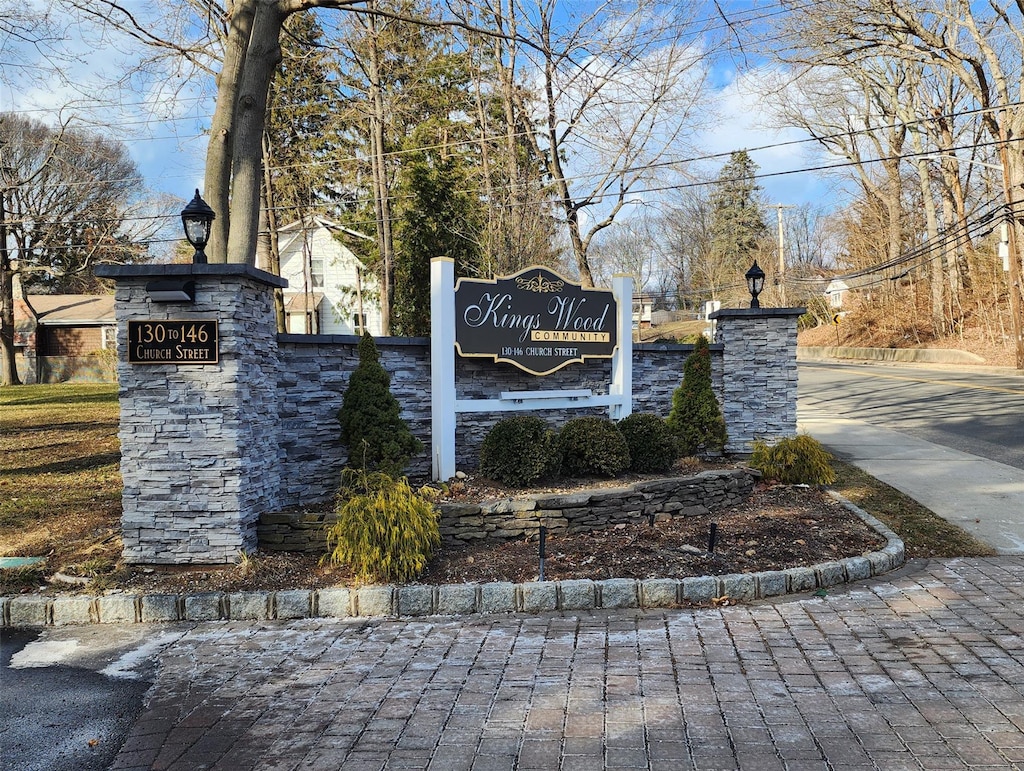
[{"xmin": 0, "ymin": 382, "xmax": 994, "ymax": 595}]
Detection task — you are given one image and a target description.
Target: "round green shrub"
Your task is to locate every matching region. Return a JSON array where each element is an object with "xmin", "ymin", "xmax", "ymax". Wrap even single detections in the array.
[
  {"xmin": 749, "ymin": 435, "xmax": 837, "ymax": 485},
  {"xmin": 479, "ymin": 416, "xmax": 559, "ymax": 486},
  {"xmin": 617, "ymin": 413, "xmax": 678, "ymax": 473},
  {"xmin": 325, "ymin": 469, "xmax": 440, "ymax": 583},
  {"xmin": 556, "ymin": 416, "xmax": 631, "ymax": 478}
]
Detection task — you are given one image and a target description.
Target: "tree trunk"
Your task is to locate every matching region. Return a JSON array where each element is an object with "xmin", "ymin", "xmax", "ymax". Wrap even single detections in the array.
[{"xmin": 0, "ymin": 183, "xmax": 22, "ymax": 386}]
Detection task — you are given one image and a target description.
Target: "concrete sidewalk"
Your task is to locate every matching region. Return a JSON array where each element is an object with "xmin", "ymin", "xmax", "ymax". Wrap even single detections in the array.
[{"xmin": 799, "ymin": 408, "xmax": 1024, "ymax": 555}]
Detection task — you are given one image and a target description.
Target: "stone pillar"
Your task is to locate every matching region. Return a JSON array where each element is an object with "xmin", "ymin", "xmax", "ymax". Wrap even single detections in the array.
[
  {"xmin": 710, "ymin": 307, "xmax": 805, "ymax": 454},
  {"xmin": 96, "ymin": 264, "xmax": 287, "ymax": 564}
]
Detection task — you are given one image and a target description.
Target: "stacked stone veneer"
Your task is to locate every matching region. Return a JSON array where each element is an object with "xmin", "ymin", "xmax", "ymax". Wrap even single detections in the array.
[
  {"xmin": 259, "ymin": 468, "xmax": 755, "ymax": 553},
  {"xmin": 98, "ymin": 265, "xmax": 801, "ymax": 564},
  {"xmin": 712, "ymin": 308, "xmax": 805, "ymax": 455},
  {"xmin": 99, "ymin": 265, "xmax": 286, "ymax": 563}
]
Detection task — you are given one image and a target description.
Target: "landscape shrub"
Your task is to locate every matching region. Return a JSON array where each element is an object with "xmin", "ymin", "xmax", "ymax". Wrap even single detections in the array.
[
  {"xmin": 479, "ymin": 415, "xmax": 559, "ymax": 486},
  {"xmin": 667, "ymin": 335, "xmax": 727, "ymax": 456},
  {"xmin": 617, "ymin": 413, "xmax": 678, "ymax": 473},
  {"xmin": 557, "ymin": 416, "xmax": 631, "ymax": 478},
  {"xmin": 337, "ymin": 332, "xmax": 422, "ymax": 478},
  {"xmin": 325, "ymin": 468, "xmax": 440, "ymax": 583},
  {"xmin": 749, "ymin": 435, "xmax": 837, "ymax": 485}
]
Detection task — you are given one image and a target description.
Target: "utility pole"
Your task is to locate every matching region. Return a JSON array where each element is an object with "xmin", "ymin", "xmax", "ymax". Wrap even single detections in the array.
[
  {"xmin": 996, "ymin": 122, "xmax": 1024, "ymax": 370},
  {"xmin": 775, "ymin": 204, "xmax": 795, "ymax": 307}
]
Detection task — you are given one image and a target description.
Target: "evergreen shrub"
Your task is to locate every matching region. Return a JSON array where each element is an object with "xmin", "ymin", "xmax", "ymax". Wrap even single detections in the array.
[
  {"xmin": 617, "ymin": 413, "xmax": 678, "ymax": 473},
  {"xmin": 749, "ymin": 435, "xmax": 837, "ymax": 485},
  {"xmin": 667, "ymin": 335, "xmax": 727, "ymax": 456},
  {"xmin": 325, "ymin": 468, "xmax": 440, "ymax": 583},
  {"xmin": 337, "ymin": 332, "xmax": 422, "ymax": 477},
  {"xmin": 557, "ymin": 416, "xmax": 631, "ymax": 478},
  {"xmin": 479, "ymin": 416, "xmax": 558, "ymax": 486}
]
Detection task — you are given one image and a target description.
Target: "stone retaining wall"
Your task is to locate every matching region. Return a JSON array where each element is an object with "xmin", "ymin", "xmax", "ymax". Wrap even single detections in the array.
[{"xmin": 259, "ymin": 469, "xmax": 756, "ymax": 553}]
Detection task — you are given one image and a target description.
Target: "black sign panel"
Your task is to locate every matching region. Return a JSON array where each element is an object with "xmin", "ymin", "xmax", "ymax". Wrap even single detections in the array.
[
  {"xmin": 455, "ymin": 266, "xmax": 618, "ymax": 375},
  {"xmin": 127, "ymin": 320, "xmax": 219, "ymax": 364}
]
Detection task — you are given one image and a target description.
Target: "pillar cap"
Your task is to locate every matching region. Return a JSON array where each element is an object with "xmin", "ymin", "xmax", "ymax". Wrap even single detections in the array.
[
  {"xmin": 710, "ymin": 307, "xmax": 806, "ymax": 320},
  {"xmin": 96, "ymin": 263, "xmax": 288, "ymax": 289}
]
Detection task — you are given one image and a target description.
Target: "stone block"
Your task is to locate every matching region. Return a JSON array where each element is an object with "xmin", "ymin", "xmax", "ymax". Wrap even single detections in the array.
[
  {"xmin": 52, "ymin": 595, "xmax": 95, "ymax": 626},
  {"xmin": 842, "ymin": 556, "xmax": 872, "ymax": 582},
  {"xmin": 437, "ymin": 585, "xmax": 477, "ymax": 615},
  {"xmin": 641, "ymin": 579, "xmax": 679, "ymax": 608},
  {"xmin": 315, "ymin": 588, "xmax": 352, "ymax": 618},
  {"xmin": 141, "ymin": 594, "xmax": 182, "ymax": 623},
  {"xmin": 816, "ymin": 561, "xmax": 847, "ymax": 588},
  {"xmin": 398, "ymin": 586, "xmax": 435, "ymax": 617},
  {"xmin": 356, "ymin": 586, "xmax": 394, "ymax": 617},
  {"xmin": 598, "ymin": 579, "xmax": 638, "ymax": 609},
  {"xmin": 479, "ymin": 582, "xmax": 516, "ymax": 614},
  {"xmin": 520, "ymin": 582, "xmax": 558, "ymax": 613},
  {"xmin": 784, "ymin": 567, "xmax": 817, "ymax": 593},
  {"xmin": 184, "ymin": 593, "xmax": 223, "ymax": 621},
  {"xmin": 228, "ymin": 592, "xmax": 270, "ymax": 621},
  {"xmin": 275, "ymin": 590, "xmax": 312, "ymax": 619},
  {"xmin": 682, "ymin": 575, "xmax": 718, "ymax": 604},
  {"xmin": 883, "ymin": 542, "xmax": 906, "ymax": 566},
  {"xmin": 97, "ymin": 594, "xmax": 139, "ymax": 624},
  {"xmin": 8, "ymin": 596, "xmax": 49, "ymax": 627},
  {"xmin": 865, "ymin": 550, "xmax": 892, "ymax": 576},
  {"xmin": 719, "ymin": 574, "xmax": 756, "ymax": 602},
  {"xmin": 757, "ymin": 571, "xmax": 788, "ymax": 597},
  {"xmin": 558, "ymin": 580, "xmax": 596, "ymax": 610}
]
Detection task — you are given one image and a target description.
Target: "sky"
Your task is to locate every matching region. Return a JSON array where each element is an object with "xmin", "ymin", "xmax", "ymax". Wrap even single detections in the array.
[{"xmin": 0, "ymin": 1, "xmax": 841, "ymax": 257}]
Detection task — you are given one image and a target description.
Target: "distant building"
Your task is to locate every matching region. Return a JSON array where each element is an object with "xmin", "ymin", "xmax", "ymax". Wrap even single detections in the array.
[
  {"xmin": 272, "ymin": 218, "xmax": 382, "ymax": 336},
  {"xmin": 13, "ymin": 281, "xmax": 117, "ymax": 383}
]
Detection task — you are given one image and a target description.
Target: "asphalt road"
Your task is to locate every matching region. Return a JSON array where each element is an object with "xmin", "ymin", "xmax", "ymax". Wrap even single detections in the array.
[
  {"xmin": 0, "ymin": 624, "xmax": 176, "ymax": 771},
  {"xmin": 798, "ymin": 362, "xmax": 1024, "ymax": 470}
]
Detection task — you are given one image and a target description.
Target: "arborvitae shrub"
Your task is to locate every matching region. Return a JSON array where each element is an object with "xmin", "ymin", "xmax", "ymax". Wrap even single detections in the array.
[
  {"xmin": 749, "ymin": 435, "xmax": 837, "ymax": 485},
  {"xmin": 325, "ymin": 468, "xmax": 440, "ymax": 583},
  {"xmin": 617, "ymin": 413, "xmax": 678, "ymax": 473},
  {"xmin": 667, "ymin": 335, "xmax": 727, "ymax": 456},
  {"xmin": 557, "ymin": 416, "xmax": 631, "ymax": 478},
  {"xmin": 479, "ymin": 416, "xmax": 558, "ymax": 486},
  {"xmin": 337, "ymin": 332, "xmax": 422, "ymax": 478}
]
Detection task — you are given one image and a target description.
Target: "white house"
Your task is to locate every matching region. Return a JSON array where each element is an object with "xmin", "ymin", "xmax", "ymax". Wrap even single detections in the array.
[{"xmin": 274, "ymin": 218, "xmax": 383, "ymax": 336}]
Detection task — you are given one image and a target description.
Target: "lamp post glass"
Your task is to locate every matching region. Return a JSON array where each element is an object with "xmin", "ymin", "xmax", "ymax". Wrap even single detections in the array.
[
  {"xmin": 746, "ymin": 261, "xmax": 766, "ymax": 308},
  {"xmin": 181, "ymin": 189, "xmax": 215, "ymax": 264}
]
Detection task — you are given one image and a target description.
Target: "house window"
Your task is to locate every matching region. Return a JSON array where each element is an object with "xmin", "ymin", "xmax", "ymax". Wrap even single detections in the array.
[
  {"xmin": 310, "ymin": 256, "xmax": 325, "ymax": 288},
  {"xmin": 352, "ymin": 313, "xmax": 367, "ymax": 333},
  {"xmin": 101, "ymin": 326, "xmax": 117, "ymax": 350}
]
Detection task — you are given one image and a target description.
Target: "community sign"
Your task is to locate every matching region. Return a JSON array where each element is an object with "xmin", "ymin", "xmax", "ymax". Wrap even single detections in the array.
[{"xmin": 454, "ymin": 266, "xmax": 618, "ymax": 375}]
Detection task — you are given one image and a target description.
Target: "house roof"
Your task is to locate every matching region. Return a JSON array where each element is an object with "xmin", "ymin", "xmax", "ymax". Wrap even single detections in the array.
[
  {"xmin": 277, "ymin": 217, "xmax": 373, "ymax": 256},
  {"xmin": 26, "ymin": 295, "xmax": 116, "ymax": 326},
  {"xmin": 285, "ymin": 292, "xmax": 325, "ymax": 313}
]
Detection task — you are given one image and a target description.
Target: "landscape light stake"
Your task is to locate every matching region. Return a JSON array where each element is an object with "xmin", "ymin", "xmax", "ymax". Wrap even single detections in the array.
[
  {"xmin": 538, "ymin": 525, "xmax": 547, "ymax": 581},
  {"xmin": 708, "ymin": 522, "xmax": 718, "ymax": 554}
]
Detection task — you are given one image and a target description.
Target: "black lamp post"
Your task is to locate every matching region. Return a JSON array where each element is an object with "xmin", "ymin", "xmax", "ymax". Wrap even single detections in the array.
[
  {"xmin": 180, "ymin": 189, "xmax": 215, "ymax": 264},
  {"xmin": 745, "ymin": 260, "xmax": 766, "ymax": 309}
]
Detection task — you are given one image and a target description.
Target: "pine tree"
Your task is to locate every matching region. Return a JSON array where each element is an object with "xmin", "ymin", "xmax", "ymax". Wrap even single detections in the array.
[
  {"xmin": 338, "ymin": 332, "xmax": 423, "ymax": 477},
  {"xmin": 667, "ymin": 336, "xmax": 727, "ymax": 456},
  {"xmin": 707, "ymin": 150, "xmax": 769, "ymax": 304}
]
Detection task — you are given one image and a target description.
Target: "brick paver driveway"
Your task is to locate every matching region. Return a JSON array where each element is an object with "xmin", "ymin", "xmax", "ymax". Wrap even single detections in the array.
[{"xmin": 114, "ymin": 558, "xmax": 1024, "ymax": 770}]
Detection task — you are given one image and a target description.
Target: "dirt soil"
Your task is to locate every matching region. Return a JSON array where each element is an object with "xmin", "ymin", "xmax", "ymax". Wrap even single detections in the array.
[{"xmin": 93, "ymin": 471, "xmax": 885, "ymax": 598}]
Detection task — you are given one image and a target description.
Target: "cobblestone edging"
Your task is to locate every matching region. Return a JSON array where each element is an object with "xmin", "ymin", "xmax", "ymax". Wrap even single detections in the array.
[
  {"xmin": 0, "ymin": 493, "xmax": 903, "ymax": 628},
  {"xmin": 259, "ymin": 469, "xmax": 758, "ymax": 553}
]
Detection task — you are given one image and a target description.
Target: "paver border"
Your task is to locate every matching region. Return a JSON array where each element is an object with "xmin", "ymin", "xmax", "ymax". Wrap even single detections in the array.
[{"xmin": 0, "ymin": 492, "xmax": 903, "ymax": 627}]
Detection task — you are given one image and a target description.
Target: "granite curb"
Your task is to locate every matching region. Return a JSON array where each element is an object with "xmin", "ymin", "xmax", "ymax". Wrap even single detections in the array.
[{"xmin": 0, "ymin": 492, "xmax": 904, "ymax": 628}]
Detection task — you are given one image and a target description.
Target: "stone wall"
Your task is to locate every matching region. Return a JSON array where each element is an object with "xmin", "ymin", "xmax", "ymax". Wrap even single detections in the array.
[
  {"xmin": 274, "ymin": 336, "xmax": 721, "ymax": 508},
  {"xmin": 258, "ymin": 469, "xmax": 756, "ymax": 553}
]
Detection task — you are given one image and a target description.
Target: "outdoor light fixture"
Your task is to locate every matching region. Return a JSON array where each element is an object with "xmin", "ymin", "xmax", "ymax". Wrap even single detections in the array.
[
  {"xmin": 146, "ymin": 279, "xmax": 196, "ymax": 303},
  {"xmin": 180, "ymin": 189, "xmax": 215, "ymax": 264},
  {"xmin": 745, "ymin": 260, "xmax": 766, "ymax": 309}
]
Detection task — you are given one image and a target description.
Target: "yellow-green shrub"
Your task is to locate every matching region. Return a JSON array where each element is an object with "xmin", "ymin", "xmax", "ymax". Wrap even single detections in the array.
[
  {"xmin": 750, "ymin": 435, "xmax": 837, "ymax": 485},
  {"xmin": 325, "ymin": 469, "xmax": 440, "ymax": 583}
]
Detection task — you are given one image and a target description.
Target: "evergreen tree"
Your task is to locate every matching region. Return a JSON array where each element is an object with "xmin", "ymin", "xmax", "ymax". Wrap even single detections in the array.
[
  {"xmin": 707, "ymin": 150, "xmax": 769, "ymax": 304},
  {"xmin": 667, "ymin": 336, "xmax": 727, "ymax": 456},
  {"xmin": 338, "ymin": 332, "xmax": 423, "ymax": 477}
]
